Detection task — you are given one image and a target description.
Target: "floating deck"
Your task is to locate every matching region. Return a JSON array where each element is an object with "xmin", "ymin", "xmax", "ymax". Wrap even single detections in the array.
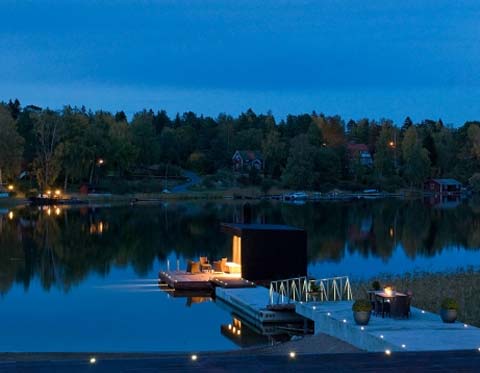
[
  {"xmin": 158, "ymin": 271, "xmax": 255, "ymax": 291},
  {"xmin": 215, "ymin": 287, "xmax": 305, "ymax": 326},
  {"xmin": 296, "ymin": 301, "xmax": 480, "ymax": 352}
]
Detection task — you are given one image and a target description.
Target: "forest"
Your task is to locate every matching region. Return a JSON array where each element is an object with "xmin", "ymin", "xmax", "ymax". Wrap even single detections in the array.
[{"xmin": 1, "ymin": 98, "xmax": 480, "ymax": 193}]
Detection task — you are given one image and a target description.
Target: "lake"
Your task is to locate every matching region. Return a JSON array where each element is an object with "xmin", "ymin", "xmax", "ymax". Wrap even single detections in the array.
[{"xmin": 1, "ymin": 198, "xmax": 479, "ymax": 352}]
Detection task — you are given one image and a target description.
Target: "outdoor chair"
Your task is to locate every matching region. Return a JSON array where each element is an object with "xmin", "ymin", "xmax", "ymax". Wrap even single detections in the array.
[
  {"xmin": 213, "ymin": 257, "xmax": 228, "ymax": 273},
  {"xmin": 186, "ymin": 260, "xmax": 201, "ymax": 274},
  {"xmin": 199, "ymin": 256, "xmax": 212, "ymax": 272},
  {"xmin": 390, "ymin": 296, "xmax": 410, "ymax": 319}
]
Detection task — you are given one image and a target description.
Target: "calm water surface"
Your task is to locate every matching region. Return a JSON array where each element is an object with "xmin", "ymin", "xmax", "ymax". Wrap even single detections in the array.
[{"xmin": 1, "ymin": 199, "xmax": 479, "ymax": 352}]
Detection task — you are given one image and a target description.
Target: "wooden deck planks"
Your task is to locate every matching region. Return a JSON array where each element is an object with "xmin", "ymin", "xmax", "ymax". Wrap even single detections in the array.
[{"xmin": 158, "ymin": 271, "xmax": 254, "ymax": 291}]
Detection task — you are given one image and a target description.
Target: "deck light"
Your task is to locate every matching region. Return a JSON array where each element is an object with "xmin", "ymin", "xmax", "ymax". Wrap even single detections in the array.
[
  {"xmin": 464, "ymin": 324, "xmax": 468, "ymax": 328},
  {"xmin": 478, "ymin": 347, "xmax": 480, "ymax": 352},
  {"xmin": 343, "ymin": 319, "xmax": 347, "ymax": 323},
  {"xmin": 191, "ymin": 354, "xmax": 198, "ymax": 361},
  {"xmin": 327, "ymin": 312, "xmax": 331, "ymax": 316},
  {"xmin": 89, "ymin": 357, "xmax": 96, "ymax": 364},
  {"xmin": 380, "ymin": 335, "xmax": 384, "ymax": 339},
  {"xmin": 289, "ymin": 351, "xmax": 296, "ymax": 359},
  {"xmin": 7, "ymin": 185, "xmax": 14, "ymax": 191},
  {"xmin": 385, "ymin": 349, "xmax": 391, "ymax": 356},
  {"xmin": 312, "ymin": 306, "xmax": 316, "ymax": 310},
  {"xmin": 8, "ymin": 211, "xmax": 14, "ymax": 220},
  {"xmin": 228, "ymin": 324, "xmax": 232, "ymax": 330},
  {"xmin": 401, "ymin": 344, "xmax": 406, "ymax": 348},
  {"xmin": 360, "ymin": 326, "xmax": 365, "ymax": 331},
  {"xmin": 237, "ymin": 330, "xmax": 241, "ymax": 335},
  {"xmin": 54, "ymin": 189, "xmax": 61, "ymax": 196},
  {"xmin": 421, "ymin": 310, "xmax": 425, "ymax": 314}
]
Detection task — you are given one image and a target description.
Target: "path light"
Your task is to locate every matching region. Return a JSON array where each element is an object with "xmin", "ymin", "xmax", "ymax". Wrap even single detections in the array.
[
  {"xmin": 89, "ymin": 357, "xmax": 96, "ymax": 364},
  {"xmin": 191, "ymin": 354, "xmax": 198, "ymax": 361},
  {"xmin": 7, "ymin": 185, "xmax": 14, "ymax": 191},
  {"xmin": 289, "ymin": 351, "xmax": 296, "ymax": 359},
  {"xmin": 385, "ymin": 350, "xmax": 391, "ymax": 356}
]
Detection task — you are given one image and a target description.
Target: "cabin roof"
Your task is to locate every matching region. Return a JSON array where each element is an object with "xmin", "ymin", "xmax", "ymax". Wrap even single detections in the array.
[
  {"xmin": 221, "ymin": 223, "xmax": 304, "ymax": 235},
  {"xmin": 430, "ymin": 178, "xmax": 462, "ymax": 186}
]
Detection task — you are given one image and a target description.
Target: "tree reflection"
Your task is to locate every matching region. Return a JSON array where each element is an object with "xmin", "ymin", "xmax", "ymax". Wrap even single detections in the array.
[{"xmin": 0, "ymin": 198, "xmax": 479, "ymax": 295}]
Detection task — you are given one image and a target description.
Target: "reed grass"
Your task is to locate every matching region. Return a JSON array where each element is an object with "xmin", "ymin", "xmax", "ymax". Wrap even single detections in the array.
[{"xmin": 352, "ymin": 267, "xmax": 480, "ymax": 327}]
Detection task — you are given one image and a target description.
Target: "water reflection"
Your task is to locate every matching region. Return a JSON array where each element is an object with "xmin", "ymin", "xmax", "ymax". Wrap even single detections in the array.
[{"xmin": 1, "ymin": 199, "xmax": 480, "ymax": 296}]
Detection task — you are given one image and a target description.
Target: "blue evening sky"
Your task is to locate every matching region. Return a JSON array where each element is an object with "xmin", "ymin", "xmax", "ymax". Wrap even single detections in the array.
[{"xmin": 1, "ymin": 0, "xmax": 479, "ymax": 123}]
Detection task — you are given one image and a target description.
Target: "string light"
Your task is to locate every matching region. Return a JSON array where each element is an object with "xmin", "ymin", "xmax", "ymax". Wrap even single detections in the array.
[{"xmin": 401, "ymin": 344, "xmax": 406, "ymax": 348}]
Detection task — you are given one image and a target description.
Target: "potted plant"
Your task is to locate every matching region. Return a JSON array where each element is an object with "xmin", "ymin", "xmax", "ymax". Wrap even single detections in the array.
[
  {"xmin": 371, "ymin": 280, "xmax": 381, "ymax": 291},
  {"xmin": 440, "ymin": 298, "xmax": 459, "ymax": 323},
  {"xmin": 352, "ymin": 299, "xmax": 372, "ymax": 325}
]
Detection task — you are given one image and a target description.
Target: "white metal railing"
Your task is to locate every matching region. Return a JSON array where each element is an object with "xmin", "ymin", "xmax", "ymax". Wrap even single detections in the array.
[{"xmin": 269, "ymin": 276, "xmax": 352, "ymax": 305}]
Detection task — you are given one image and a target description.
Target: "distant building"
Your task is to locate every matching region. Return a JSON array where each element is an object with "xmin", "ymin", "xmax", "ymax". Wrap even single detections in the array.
[
  {"xmin": 232, "ymin": 150, "xmax": 263, "ymax": 172},
  {"xmin": 347, "ymin": 143, "xmax": 373, "ymax": 167},
  {"xmin": 424, "ymin": 178, "xmax": 462, "ymax": 194}
]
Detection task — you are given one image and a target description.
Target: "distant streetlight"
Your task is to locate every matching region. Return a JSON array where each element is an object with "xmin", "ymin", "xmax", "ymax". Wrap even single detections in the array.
[
  {"xmin": 388, "ymin": 141, "xmax": 395, "ymax": 148},
  {"xmin": 97, "ymin": 158, "xmax": 104, "ymax": 166},
  {"xmin": 7, "ymin": 184, "xmax": 14, "ymax": 191}
]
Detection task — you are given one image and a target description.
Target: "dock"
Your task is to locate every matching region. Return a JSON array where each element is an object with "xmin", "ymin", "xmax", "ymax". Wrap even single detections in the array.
[
  {"xmin": 158, "ymin": 271, "xmax": 256, "ymax": 291},
  {"xmin": 296, "ymin": 301, "xmax": 480, "ymax": 352},
  {"xmin": 215, "ymin": 287, "xmax": 305, "ymax": 327}
]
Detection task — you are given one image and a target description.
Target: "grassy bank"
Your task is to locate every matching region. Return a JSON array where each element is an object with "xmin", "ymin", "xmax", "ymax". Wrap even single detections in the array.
[{"xmin": 351, "ymin": 268, "xmax": 480, "ymax": 327}]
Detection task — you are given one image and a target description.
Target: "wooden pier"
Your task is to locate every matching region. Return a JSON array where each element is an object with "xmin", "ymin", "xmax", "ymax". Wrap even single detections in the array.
[
  {"xmin": 158, "ymin": 271, "xmax": 256, "ymax": 291},
  {"xmin": 296, "ymin": 301, "xmax": 480, "ymax": 352},
  {"xmin": 215, "ymin": 287, "xmax": 306, "ymax": 326}
]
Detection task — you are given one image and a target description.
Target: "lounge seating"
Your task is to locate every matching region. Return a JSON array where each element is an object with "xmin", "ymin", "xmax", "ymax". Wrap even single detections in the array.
[
  {"xmin": 199, "ymin": 256, "xmax": 212, "ymax": 272},
  {"xmin": 186, "ymin": 260, "xmax": 201, "ymax": 274},
  {"xmin": 213, "ymin": 257, "xmax": 228, "ymax": 273}
]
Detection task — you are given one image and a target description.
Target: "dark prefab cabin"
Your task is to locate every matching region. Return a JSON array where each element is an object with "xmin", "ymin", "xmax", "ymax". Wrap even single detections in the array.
[
  {"xmin": 424, "ymin": 178, "xmax": 462, "ymax": 194},
  {"xmin": 221, "ymin": 223, "xmax": 307, "ymax": 282}
]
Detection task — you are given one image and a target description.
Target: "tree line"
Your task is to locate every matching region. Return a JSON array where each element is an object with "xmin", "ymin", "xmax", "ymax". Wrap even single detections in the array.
[{"xmin": 1, "ymin": 98, "xmax": 480, "ymax": 192}]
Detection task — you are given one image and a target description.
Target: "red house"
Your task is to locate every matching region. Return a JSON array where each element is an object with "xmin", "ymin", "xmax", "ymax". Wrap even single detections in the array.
[{"xmin": 424, "ymin": 179, "xmax": 462, "ymax": 194}]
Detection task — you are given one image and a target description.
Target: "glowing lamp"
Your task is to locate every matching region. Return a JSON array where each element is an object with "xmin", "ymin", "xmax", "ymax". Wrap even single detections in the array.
[
  {"xmin": 384, "ymin": 286, "xmax": 395, "ymax": 297},
  {"xmin": 289, "ymin": 351, "xmax": 296, "ymax": 359},
  {"xmin": 8, "ymin": 211, "xmax": 14, "ymax": 220},
  {"xmin": 385, "ymin": 349, "xmax": 391, "ymax": 356},
  {"xmin": 7, "ymin": 185, "xmax": 14, "ymax": 191},
  {"xmin": 54, "ymin": 189, "xmax": 61, "ymax": 196},
  {"xmin": 191, "ymin": 354, "xmax": 198, "ymax": 361},
  {"xmin": 89, "ymin": 357, "xmax": 96, "ymax": 364}
]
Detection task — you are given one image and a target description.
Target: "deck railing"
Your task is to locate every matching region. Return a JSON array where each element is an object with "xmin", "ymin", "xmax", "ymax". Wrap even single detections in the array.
[{"xmin": 269, "ymin": 276, "xmax": 352, "ymax": 305}]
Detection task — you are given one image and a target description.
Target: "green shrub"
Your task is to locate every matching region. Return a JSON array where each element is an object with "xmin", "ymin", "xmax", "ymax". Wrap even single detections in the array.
[
  {"xmin": 441, "ymin": 297, "xmax": 459, "ymax": 310},
  {"xmin": 371, "ymin": 280, "xmax": 381, "ymax": 291},
  {"xmin": 352, "ymin": 299, "xmax": 372, "ymax": 312}
]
